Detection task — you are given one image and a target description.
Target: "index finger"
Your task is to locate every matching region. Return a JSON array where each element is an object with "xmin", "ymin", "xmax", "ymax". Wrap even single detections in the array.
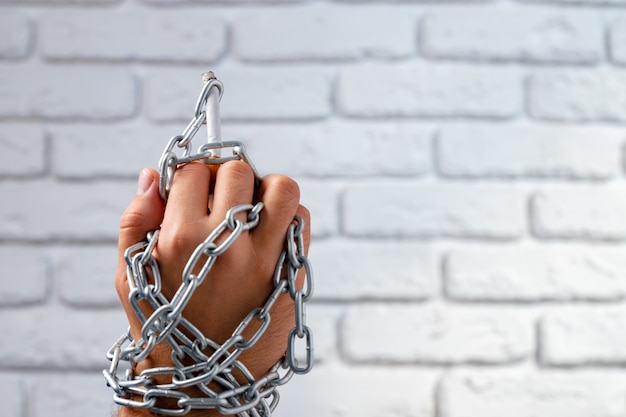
[{"xmin": 163, "ymin": 161, "xmax": 212, "ymax": 223}]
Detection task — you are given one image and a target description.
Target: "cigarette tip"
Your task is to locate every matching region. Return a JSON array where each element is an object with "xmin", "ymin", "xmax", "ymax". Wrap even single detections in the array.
[{"xmin": 202, "ymin": 71, "xmax": 217, "ymax": 83}]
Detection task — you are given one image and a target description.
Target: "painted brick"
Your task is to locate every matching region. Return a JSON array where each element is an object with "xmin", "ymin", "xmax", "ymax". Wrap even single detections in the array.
[
  {"xmin": 337, "ymin": 63, "xmax": 521, "ymax": 118},
  {"xmin": 0, "ymin": 65, "xmax": 136, "ymax": 120},
  {"xmin": 31, "ymin": 374, "xmax": 114, "ymax": 417},
  {"xmin": 235, "ymin": 5, "xmax": 415, "ymax": 61},
  {"xmin": 445, "ymin": 245, "xmax": 626, "ymax": 302},
  {"xmin": 339, "ymin": 0, "xmax": 488, "ymax": 2},
  {"xmin": 145, "ymin": 0, "xmax": 304, "ymax": 3},
  {"xmin": 50, "ymin": 124, "xmax": 173, "ymax": 178},
  {"xmin": 224, "ymin": 122, "xmax": 432, "ymax": 178},
  {"xmin": 440, "ymin": 369, "xmax": 626, "ymax": 417},
  {"xmin": 0, "ymin": 246, "xmax": 48, "ymax": 306},
  {"xmin": 517, "ymin": 0, "xmax": 626, "ymax": 4},
  {"xmin": 422, "ymin": 10, "xmax": 602, "ymax": 63},
  {"xmin": 0, "ymin": 374, "xmax": 24, "ymax": 417},
  {"xmin": 298, "ymin": 180, "xmax": 340, "ymax": 238},
  {"xmin": 541, "ymin": 307, "xmax": 626, "ymax": 366},
  {"xmin": 41, "ymin": 11, "xmax": 225, "ymax": 63},
  {"xmin": 438, "ymin": 125, "xmax": 623, "ymax": 180},
  {"xmin": 532, "ymin": 185, "xmax": 626, "ymax": 240},
  {"xmin": 0, "ymin": 0, "xmax": 117, "ymax": 3},
  {"xmin": 0, "ymin": 180, "xmax": 134, "ymax": 241},
  {"xmin": 147, "ymin": 67, "xmax": 332, "ymax": 122},
  {"xmin": 310, "ymin": 240, "xmax": 437, "ymax": 300},
  {"xmin": 342, "ymin": 304, "xmax": 533, "ymax": 364},
  {"xmin": 343, "ymin": 183, "xmax": 526, "ymax": 238},
  {"xmin": 0, "ymin": 12, "xmax": 31, "ymax": 59},
  {"xmin": 610, "ymin": 18, "xmax": 626, "ymax": 64},
  {"xmin": 303, "ymin": 305, "xmax": 341, "ymax": 363},
  {"xmin": 54, "ymin": 246, "xmax": 119, "ymax": 308},
  {"xmin": 275, "ymin": 364, "xmax": 438, "ymax": 417},
  {"xmin": 0, "ymin": 124, "xmax": 47, "ymax": 177},
  {"xmin": 0, "ymin": 306, "xmax": 126, "ymax": 369},
  {"xmin": 529, "ymin": 69, "xmax": 626, "ymax": 122}
]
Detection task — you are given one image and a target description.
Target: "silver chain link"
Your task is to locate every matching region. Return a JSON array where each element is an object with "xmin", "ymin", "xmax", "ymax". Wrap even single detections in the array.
[{"xmin": 104, "ymin": 75, "xmax": 314, "ymax": 416}]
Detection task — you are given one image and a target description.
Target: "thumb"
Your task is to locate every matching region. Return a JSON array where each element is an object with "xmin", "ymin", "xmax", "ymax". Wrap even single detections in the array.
[{"xmin": 118, "ymin": 168, "xmax": 165, "ymax": 254}]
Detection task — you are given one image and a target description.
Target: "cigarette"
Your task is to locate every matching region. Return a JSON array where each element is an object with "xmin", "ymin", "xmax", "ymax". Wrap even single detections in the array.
[{"xmin": 202, "ymin": 71, "xmax": 222, "ymax": 157}]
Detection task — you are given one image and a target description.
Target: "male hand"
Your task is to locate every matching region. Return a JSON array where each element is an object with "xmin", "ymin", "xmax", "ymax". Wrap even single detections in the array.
[{"xmin": 114, "ymin": 161, "xmax": 310, "ymax": 416}]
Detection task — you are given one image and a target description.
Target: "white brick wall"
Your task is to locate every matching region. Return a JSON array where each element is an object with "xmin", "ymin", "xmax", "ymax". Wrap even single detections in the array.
[
  {"xmin": 2, "ymin": 2, "xmax": 626, "ymax": 416},
  {"xmin": 439, "ymin": 369, "xmax": 626, "ymax": 417},
  {"xmin": 421, "ymin": 10, "xmax": 603, "ymax": 63},
  {"xmin": 337, "ymin": 63, "xmax": 522, "ymax": 118}
]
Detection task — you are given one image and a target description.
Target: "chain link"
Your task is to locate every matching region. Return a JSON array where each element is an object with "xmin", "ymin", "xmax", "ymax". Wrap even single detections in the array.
[{"xmin": 104, "ymin": 75, "xmax": 313, "ymax": 416}]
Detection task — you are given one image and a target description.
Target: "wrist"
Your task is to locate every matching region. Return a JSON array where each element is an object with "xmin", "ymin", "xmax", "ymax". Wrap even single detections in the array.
[{"xmin": 117, "ymin": 405, "xmax": 222, "ymax": 417}]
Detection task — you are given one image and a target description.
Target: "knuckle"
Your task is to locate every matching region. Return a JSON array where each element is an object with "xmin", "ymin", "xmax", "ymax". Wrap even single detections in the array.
[
  {"xmin": 271, "ymin": 176, "xmax": 301, "ymax": 208},
  {"xmin": 222, "ymin": 160, "xmax": 254, "ymax": 183},
  {"xmin": 159, "ymin": 220, "xmax": 202, "ymax": 255},
  {"xmin": 169, "ymin": 161, "xmax": 209, "ymax": 187},
  {"xmin": 119, "ymin": 210, "xmax": 144, "ymax": 232}
]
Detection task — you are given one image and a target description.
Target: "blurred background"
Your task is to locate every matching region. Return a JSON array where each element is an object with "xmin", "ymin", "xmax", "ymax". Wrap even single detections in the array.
[{"xmin": 2, "ymin": 0, "xmax": 626, "ymax": 416}]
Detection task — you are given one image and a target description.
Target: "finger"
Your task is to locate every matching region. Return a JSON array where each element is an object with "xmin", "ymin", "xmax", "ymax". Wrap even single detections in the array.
[
  {"xmin": 116, "ymin": 169, "xmax": 165, "ymax": 293},
  {"xmin": 118, "ymin": 168, "xmax": 165, "ymax": 259},
  {"xmin": 163, "ymin": 161, "xmax": 212, "ymax": 223},
  {"xmin": 252, "ymin": 175, "xmax": 302, "ymax": 254},
  {"xmin": 210, "ymin": 160, "xmax": 255, "ymax": 220}
]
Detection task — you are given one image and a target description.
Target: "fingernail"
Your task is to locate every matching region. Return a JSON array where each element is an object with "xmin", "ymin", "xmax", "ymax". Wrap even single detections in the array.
[{"xmin": 137, "ymin": 169, "xmax": 153, "ymax": 195}]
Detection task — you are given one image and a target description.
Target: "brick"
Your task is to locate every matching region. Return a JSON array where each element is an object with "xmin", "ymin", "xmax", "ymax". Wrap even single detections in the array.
[
  {"xmin": 41, "ymin": 11, "xmax": 225, "ymax": 63},
  {"xmin": 54, "ymin": 246, "xmax": 119, "ymax": 307},
  {"xmin": 518, "ymin": 0, "xmax": 626, "ymax": 4},
  {"xmin": 541, "ymin": 307, "xmax": 626, "ymax": 366},
  {"xmin": 224, "ymin": 122, "xmax": 432, "ymax": 178},
  {"xmin": 234, "ymin": 6, "xmax": 414, "ymax": 61},
  {"xmin": 529, "ymin": 69, "xmax": 626, "ymax": 122},
  {"xmin": 340, "ymin": 0, "xmax": 488, "ymax": 2},
  {"xmin": 0, "ymin": 124, "xmax": 47, "ymax": 177},
  {"xmin": 0, "ymin": 246, "xmax": 48, "ymax": 306},
  {"xmin": 337, "ymin": 63, "xmax": 521, "ymax": 119},
  {"xmin": 0, "ymin": 0, "xmax": 117, "ymax": 3},
  {"xmin": 343, "ymin": 183, "xmax": 525, "ymax": 238},
  {"xmin": 438, "ymin": 125, "xmax": 622, "ymax": 180},
  {"xmin": 440, "ymin": 369, "xmax": 626, "ymax": 417},
  {"xmin": 145, "ymin": 0, "xmax": 304, "ymax": 3},
  {"xmin": 310, "ymin": 240, "xmax": 437, "ymax": 300},
  {"xmin": 298, "ymin": 180, "xmax": 340, "ymax": 238},
  {"xmin": 0, "ymin": 12, "xmax": 31, "ymax": 59},
  {"xmin": 342, "ymin": 305, "xmax": 533, "ymax": 364},
  {"xmin": 275, "ymin": 364, "xmax": 438, "ymax": 417},
  {"xmin": 532, "ymin": 185, "xmax": 626, "ymax": 240},
  {"xmin": 31, "ymin": 374, "xmax": 114, "ymax": 417},
  {"xmin": 610, "ymin": 18, "xmax": 626, "ymax": 64},
  {"xmin": 147, "ymin": 67, "xmax": 332, "ymax": 122},
  {"xmin": 0, "ymin": 374, "xmax": 24, "ymax": 417},
  {"xmin": 0, "ymin": 306, "xmax": 126, "ymax": 369},
  {"xmin": 0, "ymin": 65, "xmax": 136, "ymax": 120},
  {"xmin": 50, "ymin": 123, "xmax": 172, "ymax": 178},
  {"xmin": 0, "ymin": 180, "xmax": 134, "ymax": 241},
  {"xmin": 445, "ymin": 245, "xmax": 626, "ymax": 302},
  {"xmin": 422, "ymin": 10, "xmax": 602, "ymax": 63},
  {"xmin": 301, "ymin": 305, "xmax": 341, "ymax": 364}
]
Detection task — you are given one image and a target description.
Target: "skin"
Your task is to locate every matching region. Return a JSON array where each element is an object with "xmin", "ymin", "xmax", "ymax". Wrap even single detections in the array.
[{"xmin": 115, "ymin": 161, "xmax": 310, "ymax": 417}]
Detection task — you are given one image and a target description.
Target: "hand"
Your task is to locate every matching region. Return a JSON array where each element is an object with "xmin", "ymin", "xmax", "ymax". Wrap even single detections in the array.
[{"xmin": 114, "ymin": 161, "xmax": 310, "ymax": 416}]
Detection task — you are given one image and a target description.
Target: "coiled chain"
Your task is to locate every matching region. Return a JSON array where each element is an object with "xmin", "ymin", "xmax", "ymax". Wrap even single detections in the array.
[{"xmin": 103, "ymin": 76, "xmax": 314, "ymax": 416}]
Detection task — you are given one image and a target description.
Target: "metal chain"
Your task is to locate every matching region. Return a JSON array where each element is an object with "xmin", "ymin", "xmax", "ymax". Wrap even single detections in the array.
[{"xmin": 104, "ymin": 75, "xmax": 314, "ymax": 416}]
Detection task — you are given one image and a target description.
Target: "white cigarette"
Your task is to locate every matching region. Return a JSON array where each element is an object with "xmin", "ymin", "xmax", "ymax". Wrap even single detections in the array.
[{"xmin": 202, "ymin": 71, "xmax": 222, "ymax": 157}]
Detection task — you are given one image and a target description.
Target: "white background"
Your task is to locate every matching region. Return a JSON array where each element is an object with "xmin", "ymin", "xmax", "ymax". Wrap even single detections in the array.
[{"xmin": 2, "ymin": 1, "xmax": 626, "ymax": 416}]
